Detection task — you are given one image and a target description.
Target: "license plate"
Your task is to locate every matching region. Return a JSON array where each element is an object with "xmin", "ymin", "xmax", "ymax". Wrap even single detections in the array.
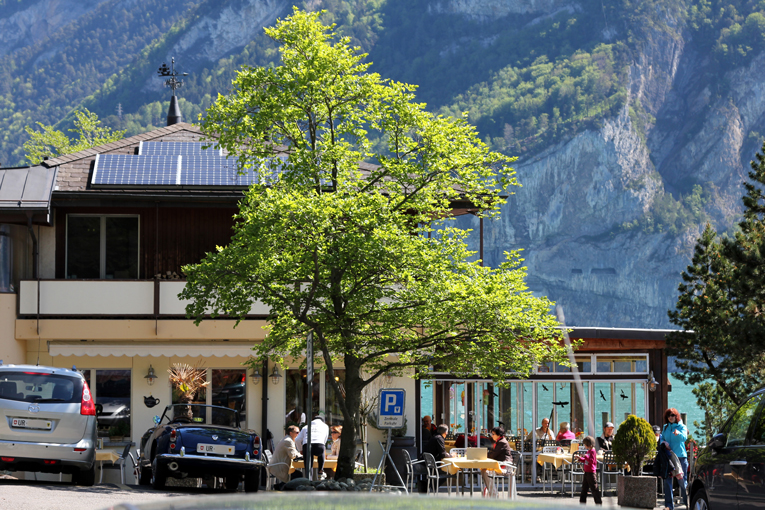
[
  {"xmin": 11, "ymin": 418, "xmax": 52, "ymax": 430},
  {"xmin": 197, "ymin": 443, "xmax": 234, "ymax": 455}
]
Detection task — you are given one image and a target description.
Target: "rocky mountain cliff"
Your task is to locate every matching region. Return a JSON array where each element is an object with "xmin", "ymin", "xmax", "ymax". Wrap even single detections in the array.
[{"xmin": 2, "ymin": 0, "xmax": 763, "ymax": 329}]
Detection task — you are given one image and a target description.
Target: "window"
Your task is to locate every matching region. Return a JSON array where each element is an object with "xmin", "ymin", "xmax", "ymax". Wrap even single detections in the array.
[
  {"xmin": 724, "ymin": 394, "xmax": 762, "ymax": 447},
  {"xmin": 325, "ymin": 370, "xmax": 346, "ymax": 426},
  {"xmin": 211, "ymin": 369, "xmax": 246, "ymax": 416},
  {"xmin": 81, "ymin": 369, "xmax": 131, "ymax": 439},
  {"xmin": 595, "ymin": 355, "xmax": 648, "ymax": 374},
  {"xmin": 66, "ymin": 215, "xmax": 139, "ymax": 279},
  {"xmin": 284, "ymin": 369, "xmax": 346, "ymax": 428}
]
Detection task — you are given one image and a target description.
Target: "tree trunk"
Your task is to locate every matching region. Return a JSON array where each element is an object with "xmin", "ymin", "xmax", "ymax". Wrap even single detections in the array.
[{"xmin": 335, "ymin": 363, "xmax": 362, "ymax": 480}]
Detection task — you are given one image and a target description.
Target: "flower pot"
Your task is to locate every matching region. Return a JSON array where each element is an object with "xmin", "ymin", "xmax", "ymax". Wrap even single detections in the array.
[
  {"xmin": 385, "ymin": 436, "xmax": 416, "ymax": 487},
  {"xmin": 617, "ymin": 474, "xmax": 656, "ymax": 508}
]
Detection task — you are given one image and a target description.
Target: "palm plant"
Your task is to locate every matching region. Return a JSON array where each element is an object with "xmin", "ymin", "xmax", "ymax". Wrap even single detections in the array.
[{"xmin": 168, "ymin": 362, "xmax": 209, "ymax": 403}]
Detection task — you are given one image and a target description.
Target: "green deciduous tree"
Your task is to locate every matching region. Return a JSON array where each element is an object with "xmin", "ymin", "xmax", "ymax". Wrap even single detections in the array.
[
  {"xmin": 668, "ymin": 141, "xmax": 765, "ymax": 430},
  {"xmin": 23, "ymin": 108, "xmax": 125, "ymax": 165},
  {"xmin": 181, "ymin": 9, "xmax": 569, "ymax": 479}
]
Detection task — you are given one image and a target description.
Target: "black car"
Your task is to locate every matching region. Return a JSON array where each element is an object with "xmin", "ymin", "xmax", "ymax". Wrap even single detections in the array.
[
  {"xmin": 137, "ymin": 403, "xmax": 263, "ymax": 492},
  {"xmin": 690, "ymin": 387, "xmax": 765, "ymax": 510}
]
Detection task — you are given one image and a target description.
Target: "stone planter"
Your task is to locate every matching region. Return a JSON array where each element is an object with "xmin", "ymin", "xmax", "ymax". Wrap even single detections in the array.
[{"xmin": 617, "ymin": 474, "xmax": 656, "ymax": 508}]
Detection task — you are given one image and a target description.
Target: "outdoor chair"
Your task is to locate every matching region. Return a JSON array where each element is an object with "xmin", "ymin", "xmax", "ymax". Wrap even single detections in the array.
[
  {"xmin": 401, "ymin": 448, "xmax": 428, "ymax": 494},
  {"xmin": 354, "ymin": 448, "xmax": 366, "ymax": 471},
  {"xmin": 487, "ymin": 457, "xmax": 518, "ymax": 499},
  {"xmin": 600, "ymin": 451, "xmax": 620, "ymax": 494},
  {"xmin": 564, "ymin": 454, "xmax": 586, "ymax": 497},
  {"xmin": 541, "ymin": 445, "xmax": 561, "ymax": 493},
  {"xmin": 449, "ymin": 448, "xmax": 477, "ymax": 494},
  {"xmin": 262, "ymin": 449, "xmax": 285, "ymax": 490},
  {"xmin": 422, "ymin": 452, "xmax": 446, "ymax": 495},
  {"xmin": 99, "ymin": 442, "xmax": 136, "ymax": 484}
]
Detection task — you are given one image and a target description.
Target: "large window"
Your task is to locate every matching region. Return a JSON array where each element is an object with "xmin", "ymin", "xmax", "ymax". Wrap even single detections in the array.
[
  {"xmin": 66, "ymin": 215, "xmax": 139, "ymax": 279},
  {"xmin": 211, "ymin": 369, "xmax": 246, "ymax": 416},
  {"xmin": 81, "ymin": 369, "xmax": 131, "ymax": 439},
  {"xmin": 285, "ymin": 369, "xmax": 346, "ymax": 428}
]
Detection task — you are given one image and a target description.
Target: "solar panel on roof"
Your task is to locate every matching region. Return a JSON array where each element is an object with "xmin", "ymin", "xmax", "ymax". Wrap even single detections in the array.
[
  {"xmin": 92, "ymin": 154, "xmax": 178, "ymax": 187},
  {"xmin": 139, "ymin": 141, "xmax": 222, "ymax": 156},
  {"xmin": 180, "ymin": 156, "xmax": 250, "ymax": 186}
]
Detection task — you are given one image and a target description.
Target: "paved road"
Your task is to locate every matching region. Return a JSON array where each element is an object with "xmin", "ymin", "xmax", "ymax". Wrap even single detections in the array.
[{"xmin": 0, "ymin": 480, "xmax": 214, "ymax": 510}]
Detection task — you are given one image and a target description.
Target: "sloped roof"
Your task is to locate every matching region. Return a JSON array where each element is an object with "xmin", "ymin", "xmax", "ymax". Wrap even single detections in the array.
[
  {"xmin": 0, "ymin": 165, "xmax": 57, "ymax": 224},
  {"xmin": 41, "ymin": 122, "xmax": 206, "ymax": 168}
]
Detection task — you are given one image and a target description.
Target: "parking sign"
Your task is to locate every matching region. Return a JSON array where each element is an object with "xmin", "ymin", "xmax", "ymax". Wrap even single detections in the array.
[{"xmin": 377, "ymin": 388, "xmax": 405, "ymax": 429}]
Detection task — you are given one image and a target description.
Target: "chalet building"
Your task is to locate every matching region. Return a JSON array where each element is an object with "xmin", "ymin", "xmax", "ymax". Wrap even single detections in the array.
[{"xmin": 0, "ymin": 121, "xmax": 675, "ymax": 484}]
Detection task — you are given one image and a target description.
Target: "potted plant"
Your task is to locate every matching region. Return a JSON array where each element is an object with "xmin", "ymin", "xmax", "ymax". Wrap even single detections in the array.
[
  {"xmin": 612, "ymin": 415, "xmax": 657, "ymax": 508},
  {"xmin": 168, "ymin": 362, "xmax": 209, "ymax": 420},
  {"xmin": 108, "ymin": 419, "xmax": 130, "ymax": 442}
]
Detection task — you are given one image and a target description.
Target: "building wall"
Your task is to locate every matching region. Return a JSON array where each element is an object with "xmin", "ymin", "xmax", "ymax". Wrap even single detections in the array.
[{"xmin": 0, "ymin": 293, "xmax": 23, "ymax": 363}]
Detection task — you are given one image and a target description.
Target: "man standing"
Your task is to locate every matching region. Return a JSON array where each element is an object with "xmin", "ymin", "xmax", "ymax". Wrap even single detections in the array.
[
  {"xmin": 271, "ymin": 425, "xmax": 300, "ymax": 489},
  {"xmin": 295, "ymin": 414, "xmax": 330, "ymax": 479},
  {"xmin": 597, "ymin": 422, "xmax": 615, "ymax": 451},
  {"xmin": 526, "ymin": 417, "xmax": 555, "ymax": 441}
]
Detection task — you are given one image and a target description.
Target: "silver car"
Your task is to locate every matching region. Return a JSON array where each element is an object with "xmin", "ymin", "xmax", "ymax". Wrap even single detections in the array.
[{"xmin": 0, "ymin": 363, "xmax": 97, "ymax": 485}]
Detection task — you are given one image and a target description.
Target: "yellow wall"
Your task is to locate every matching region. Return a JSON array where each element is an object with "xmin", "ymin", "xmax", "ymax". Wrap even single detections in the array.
[{"xmin": 0, "ymin": 293, "xmax": 24, "ymax": 363}]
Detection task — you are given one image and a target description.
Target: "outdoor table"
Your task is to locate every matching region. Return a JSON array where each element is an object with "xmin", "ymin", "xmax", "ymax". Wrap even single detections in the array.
[
  {"xmin": 441, "ymin": 457, "xmax": 516, "ymax": 499},
  {"xmin": 536, "ymin": 452, "xmax": 625, "ymax": 495},
  {"xmin": 95, "ymin": 450, "xmax": 120, "ymax": 483},
  {"xmin": 290, "ymin": 457, "xmax": 338, "ymax": 474}
]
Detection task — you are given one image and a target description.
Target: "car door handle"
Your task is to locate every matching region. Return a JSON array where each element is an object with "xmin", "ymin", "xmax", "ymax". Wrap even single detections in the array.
[{"xmin": 730, "ymin": 461, "xmax": 748, "ymax": 466}]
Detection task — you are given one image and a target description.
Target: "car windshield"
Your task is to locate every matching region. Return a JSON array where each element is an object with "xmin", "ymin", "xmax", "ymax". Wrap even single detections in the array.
[
  {"xmin": 0, "ymin": 371, "xmax": 82, "ymax": 403},
  {"xmin": 162, "ymin": 404, "xmax": 239, "ymax": 428}
]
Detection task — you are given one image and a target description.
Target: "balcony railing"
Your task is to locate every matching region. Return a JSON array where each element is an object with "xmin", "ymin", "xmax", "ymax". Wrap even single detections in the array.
[{"xmin": 18, "ymin": 280, "xmax": 269, "ymax": 317}]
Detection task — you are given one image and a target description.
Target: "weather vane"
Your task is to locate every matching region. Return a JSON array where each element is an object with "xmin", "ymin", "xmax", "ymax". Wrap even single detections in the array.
[{"xmin": 157, "ymin": 57, "xmax": 188, "ymax": 96}]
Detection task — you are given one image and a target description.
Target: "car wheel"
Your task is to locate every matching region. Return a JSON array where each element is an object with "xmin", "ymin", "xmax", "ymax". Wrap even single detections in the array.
[
  {"xmin": 72, "ymin": 464, "xmax": 96, "ymax": 486},
  {"xmin": 151, "ymin": 460, "xmax": 166, "ymax": 490},
  {"xmin": 139, "ymin": 465, "xmax": 152, "ymax": 486},
  {"xmin": 244, "ymin": 469, "xmax": 260, "ymax": 492},
  {"xmin": 224, "ymin": 473, "xmax": 240, "ymax": 492},
  {"xmin": 691, "ymin": 488, "xmax": 709, "ymax": 510}
]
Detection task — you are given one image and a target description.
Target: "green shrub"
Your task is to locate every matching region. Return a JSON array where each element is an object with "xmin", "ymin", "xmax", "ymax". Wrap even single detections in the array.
[{"xmin": 612, "ymin": 415, "xmax": 656, "ymax": 474}]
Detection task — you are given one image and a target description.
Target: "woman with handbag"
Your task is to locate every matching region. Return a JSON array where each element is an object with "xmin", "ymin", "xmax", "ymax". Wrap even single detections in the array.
[{"xmin": 660, "ymin": 408, "xmax": 688, "ymax": 510}]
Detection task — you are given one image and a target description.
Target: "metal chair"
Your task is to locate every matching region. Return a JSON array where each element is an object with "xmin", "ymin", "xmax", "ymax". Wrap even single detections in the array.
[
  {"xmin": 401, "ymin": 448, "xmax": 428, "ymax": 493},
  {"xmin": 99, "ymin": 443, "xmax": 136, "ymax": 484},
  {"xmin": 262, "ymin": 449, "xmax": 281, "ymax": 490},
  {"xmin": 421, "ymin": 452, "xmax": 445, "ymax": 495},
  {"xmin": 564, "ymin": 454, "xmax": 586, "ymax": 497},
  {"xmin": 600, "ymin": 451, "xmax": 620, "ymax": 494},
  {"xmin": 488, "ymin": 457, "xmax": 518, "ymax": 499},
  {"xmin": 540, "ymin": 445, "xmax": 559, "ymax": 493}
]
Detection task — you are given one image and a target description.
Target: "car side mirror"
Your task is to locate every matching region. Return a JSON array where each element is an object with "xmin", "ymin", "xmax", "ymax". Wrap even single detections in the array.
[
  {"xmin": 709, "ymin": 432, "xmax": 726, "ymax": 450},
  {"xmin": 95, "ymin": 403, "xmax": 103, "ymax": 416}
]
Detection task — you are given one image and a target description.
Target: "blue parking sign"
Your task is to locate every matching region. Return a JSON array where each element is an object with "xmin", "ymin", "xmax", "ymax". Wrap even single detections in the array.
[{"xmin": 377, "ymin": 389, "xmax": 405, "ymax": 429}]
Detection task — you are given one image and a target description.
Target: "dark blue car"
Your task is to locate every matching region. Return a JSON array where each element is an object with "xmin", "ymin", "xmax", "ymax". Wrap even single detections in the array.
[{"xmin": 137, "ymin": 404, "xmax": 263, "ymax": 492}]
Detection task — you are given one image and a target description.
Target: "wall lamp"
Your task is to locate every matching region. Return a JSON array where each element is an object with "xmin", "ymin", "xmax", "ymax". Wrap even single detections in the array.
[
  {"xmin": 647, "ymin": 371, "xmax": 659, "ymax": 392},
  {"xmin": 145, "ymin": 365, "xmax": 158, "ymax": 386},
  {"xmin": 270, "ymin": 365, "xmax": 282, "ymax": 385},
  {"xmin": 249, "ymin": 368, "xmax": 262, "ymax": 386}
]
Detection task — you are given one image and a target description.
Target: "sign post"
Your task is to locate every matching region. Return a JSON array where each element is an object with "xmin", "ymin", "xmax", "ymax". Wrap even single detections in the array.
[
  {"xmin": 370, "ymin": 388, "xmax": 407, "ymax": 493},
  {"xmin": 306, "ymin": 331, "xmax": 313, "ymax": 480}
]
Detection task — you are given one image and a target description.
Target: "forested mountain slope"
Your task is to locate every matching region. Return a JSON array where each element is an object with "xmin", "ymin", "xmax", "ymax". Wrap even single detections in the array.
[{"xmin": 2, "ymin": 0, "xmax": 764, "ymax": 328}]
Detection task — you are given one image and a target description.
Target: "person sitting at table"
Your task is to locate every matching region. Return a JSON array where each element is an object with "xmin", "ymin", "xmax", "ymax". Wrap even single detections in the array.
[
  {"xmin": 597, "ymin": 422, "xmax": 615, "ymax": 452},
  {"xmin": 425, "ymin": 424, "xmax": 453, "ymax": 461},
  {"xmin": 271, "ymin": 425, "xmax": 300, "ymax": 490},
  {"xmin": 327, "ymin": 425, "xmax": 342, "ymax": 459},
  {"xmin": 556, "ymin": 422, "xmax": 576, "ymax": 443},
  {"xmin": 295, "ymin": 414, "xmax": 330, "ymax": 480},
  {"xmin": 422, "ymin": 415, "xmax": 436, "ymax": 443},
  {"xmin": 480, "ymin": 426, "xmax": 513, "ymax": 496},
  {"xmin": 526, "ymin": 417, "xmax": 555, "ymax": 442}
]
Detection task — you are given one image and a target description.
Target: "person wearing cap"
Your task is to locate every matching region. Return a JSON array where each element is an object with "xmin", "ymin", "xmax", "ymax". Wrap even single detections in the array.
[
  {"xmin": 295, "ymin": 414, "xmax": 330, "ymax": 480},
  {"xmin": 597, "ymin": 422, "xmax": 615, "ymax": 451},
  {"xmin": 653, "ymin": 424, "xmax": 662, "ymax": 443}
]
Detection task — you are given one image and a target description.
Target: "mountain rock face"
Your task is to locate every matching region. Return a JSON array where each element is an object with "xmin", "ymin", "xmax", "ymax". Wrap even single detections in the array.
[
  {"xmin": 0, "ymin": 0, "xmax": 108, "ymax": 57},
  {"xmin": 3, "ymin": 0, "xmax": 764, "ymax": 329}
]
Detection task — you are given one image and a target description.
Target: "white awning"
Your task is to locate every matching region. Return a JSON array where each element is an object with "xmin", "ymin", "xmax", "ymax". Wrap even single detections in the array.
[{"xmin": 48, "ymin": 341, "xmax": 255, "ymax": 358}]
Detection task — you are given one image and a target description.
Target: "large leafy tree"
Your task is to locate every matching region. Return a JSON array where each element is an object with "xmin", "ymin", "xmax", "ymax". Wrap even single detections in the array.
[
  {"xmin": 23, "ymin": 108, "xmax": 125, "ymax": 165},
  {"xmin": 668, "ymin": 142, "xmax": 765, "ymax": 424},
  {"xmin": 181, "ymin": 9, "xmax": 569, "ymax": 479}
]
